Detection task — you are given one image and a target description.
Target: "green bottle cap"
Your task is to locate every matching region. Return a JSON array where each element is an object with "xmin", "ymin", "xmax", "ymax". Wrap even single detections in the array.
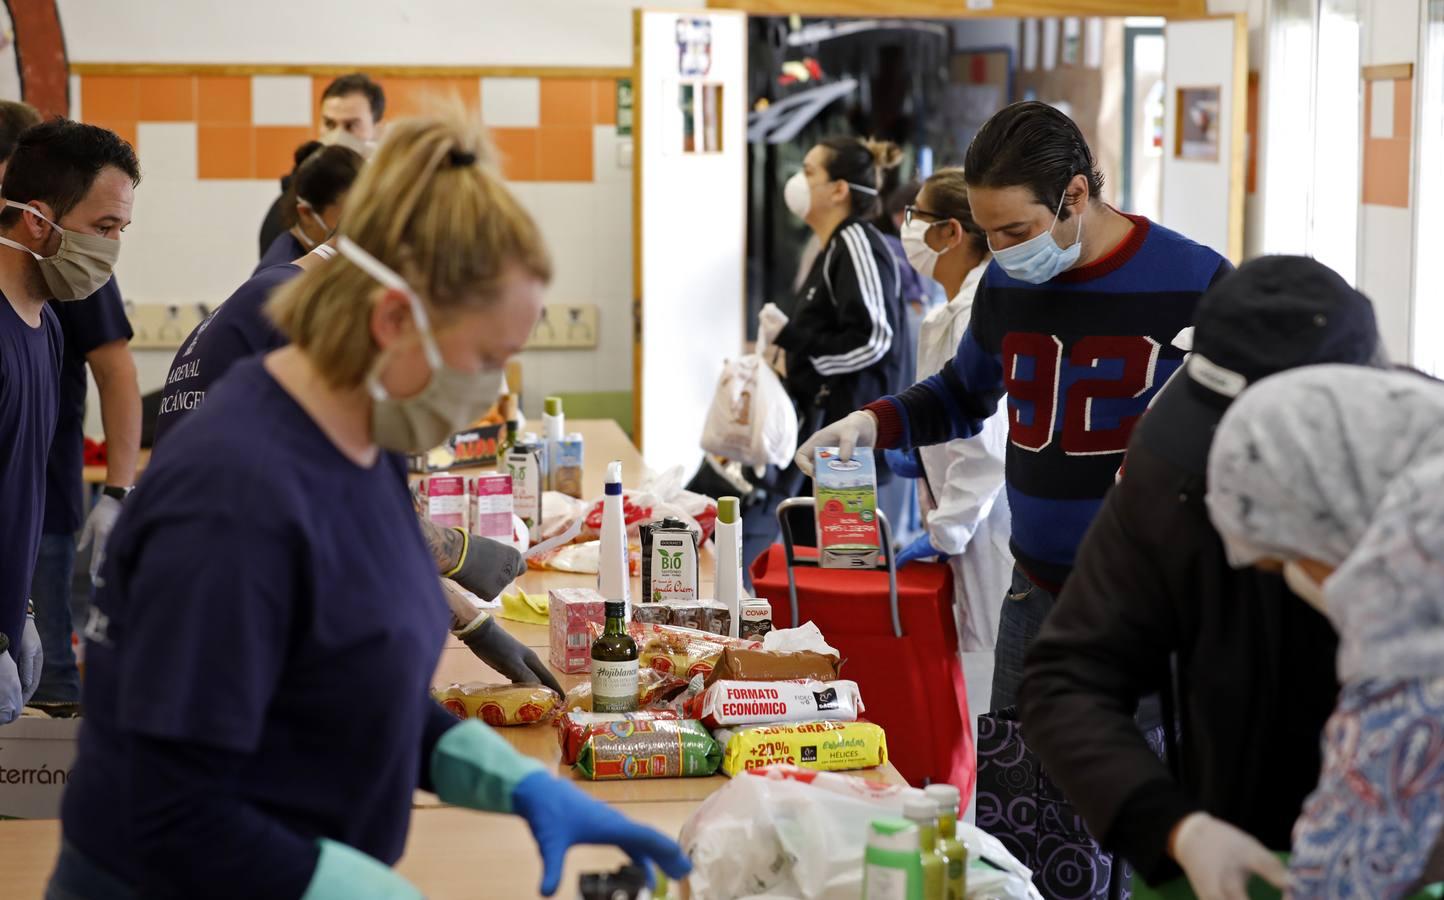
[
  {"xmin": 718, "ymin": 496, "xmax": 739, "ymax": 524},
  {"xmin": 545, "ymin": 396, "xmax": 563, "ymax": 416}
]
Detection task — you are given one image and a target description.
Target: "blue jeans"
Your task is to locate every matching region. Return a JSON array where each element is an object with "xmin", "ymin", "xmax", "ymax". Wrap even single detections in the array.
[
  {"xmin": 28, "ymin": 534, "xmax": 81, "ymax": 705},
  {"xmin": 989, "ymin": 566, "xmax": 1056, "ymax": 713},
  {"xmin": 46, "ymin": 841, "xmax": 136, "ymax": 900}
]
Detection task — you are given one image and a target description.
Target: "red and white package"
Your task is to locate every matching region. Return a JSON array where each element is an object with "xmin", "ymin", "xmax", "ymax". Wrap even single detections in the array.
[
  {"xmin": 694, "ymin": 679, "xmax": 863, "ymax": 728},
  {"xmin": 470, "ymin": 474, "xmax": 514, "ymax": 542},
  {"xmin": 420, "ymin": 475, "xmax": 468, "ymax": 528}
]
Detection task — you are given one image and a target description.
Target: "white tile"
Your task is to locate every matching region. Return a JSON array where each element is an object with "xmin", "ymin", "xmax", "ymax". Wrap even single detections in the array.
[
  {"xmin": 69, "ymin": 75, "xmax": 82, "ymax": 120},
  {"xmin": 1370, "ymin": 80, "xmax": 1395, "ymax": 139},
  {"xmin": 136, "ymin": 122, "xmax": 197, "ymax": 182},
  {"xmin": 251, "ymin": 75, "xmax": 313, "ymax": 126},
  {"xmin": 481, "ymin": 77, "xmax": 540, "ymax": 128}
]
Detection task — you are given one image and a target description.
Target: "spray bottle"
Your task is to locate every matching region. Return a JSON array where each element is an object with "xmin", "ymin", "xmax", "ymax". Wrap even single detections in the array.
[
  {"xmin": 714, "ymin": 496, "xmax": 743, "ymax": 638},
  {"xmin": 598, "ymin": 460, "xmax": 631, "ymax": 619}
]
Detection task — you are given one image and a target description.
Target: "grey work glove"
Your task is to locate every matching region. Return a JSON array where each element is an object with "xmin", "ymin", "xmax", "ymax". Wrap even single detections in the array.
[
  {"xmin": 17, "ymin": 614, "xmax": 41, "ymax": 703},
  {"xmin": 446, "ymin": 531, "xmax": 525, "ymax": 600},
  {"xmin": 0, "ymin": 645, "xmax": 20, "ymax": 725},
  {"xmin": 457, "ymin": 615, "xmax": 564, "ymax": 696}
]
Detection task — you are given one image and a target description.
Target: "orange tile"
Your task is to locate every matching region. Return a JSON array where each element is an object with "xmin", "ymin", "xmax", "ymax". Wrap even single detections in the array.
[
  {"xmin": 136, "ymin": 76, "xmax": 195, "ymax": 122},
  {"xmin": 536, "ymin": 125, "xmax": 593, "ymax": 181},
  {"xmin": 594, "ymin": 79, "xmax": 617, "ymax": 126},
  {"xmin": 255, "ymin": 126, "xmax": 316, "ymax": 180},
  {"xmin": 490, "ymin": 127, "xmax": 538, "ymax": 181},
  {"xmin": 311, "ymin": 76, "xmax": 329, "ymax": 131},
  {"xmin": 96, "ymin": 121, "xmax": 137, "ymax": 155},
  {"xmin": 1394, "ymin": 77, "xmax": 1413, "ymax": 138},
  {"xmin": 197, "ymin": 76, "xmax": 251, "ymax": 125},
  {"xmin": 540, "ymin": 78, "xmax": 593, "ymax": 127},
  {"xmin": 80, "ymin": 76, "xmax": 138, "ymax": 125},
  {"xmin": 197, "ymin": 125, "xmax": 254, "ymax": 179}
]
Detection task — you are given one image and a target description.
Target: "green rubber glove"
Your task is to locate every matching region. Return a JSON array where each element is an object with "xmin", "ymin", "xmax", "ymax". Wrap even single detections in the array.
[
  {"xmin": 430, "ymin": 719, "xmax": 546, "ymax": 813},
  {"xmin": 300, "ymin": 838, "xmax": 421, "ymax": 900}
]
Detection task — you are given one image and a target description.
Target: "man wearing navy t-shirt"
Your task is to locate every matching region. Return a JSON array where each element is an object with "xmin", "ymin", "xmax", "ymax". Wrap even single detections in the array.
[
  {"xmin": 0, "ymin": 119, "xmax": 139, "ymax": 723},
  {"xmin": 800, "ymin": 102, "xmax": 1231, "ymax": 710}
]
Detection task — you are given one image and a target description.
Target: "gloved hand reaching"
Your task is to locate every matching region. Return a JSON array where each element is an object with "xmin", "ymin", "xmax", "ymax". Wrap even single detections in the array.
[
  {"xmin": 883, "ymin": 447, "xmax": 924, "ymax": 480},
  {"xmin": 431, "ymin": 720, "xmax": 692, "ymax": 897},
  {"xmin": 758, "ymin": 303, "xmax": 789, "ymax": 346},
  {"xmin": 77, "ymin": 493, "xmax": 123, "ymax": 582},
  {"xmin": 456, "ymin": 614, "xmax": 564, "ymax": 696},
  {"xmin": 446, "ymin": 531, "xmax": 525, "ymax": 600},
  {"xmin": 0, "ymin": 643, "xmax": 21, "ymax": 725},
  {"xmin": 895, "ymin": 534, "xmax": 949, "ymax": 567},
  {"xmin": 1170, "ymin": 812, "xmax": 1288, "ymax": 900},
  {"xmin": 300, "ymin": 838, "xmax": 421, "ymax": 900},
  {"xmin": 796, "ymin": 410, "xmax": 879, "ymax": 476},
  {"xmin": 513, "ymin": 771, "xmax": 693, "ymax": 896},
  {"xmin": 16, "ymin": 613, "xmax": 41, "ymax": 704}
]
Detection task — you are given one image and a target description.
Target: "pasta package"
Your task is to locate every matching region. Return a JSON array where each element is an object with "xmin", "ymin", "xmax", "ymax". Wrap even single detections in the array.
[
  {"xmin": 702, "ymin": 647, "xmax": 839, "ymax": 686},
  {"xmin": 433, "ymin": 682, "xmax": 559, "ymax": 727},
  {"xmin": 714, "ymin": 721, "xmax": 888, "ymax": 775},
  {"xmin": 557, "ymin": 709, "xmax": 682, "ymax": 765},
  {"xmin": 694, "ymin": 679, "xmax": 863, "ymax": 729},
  {"xmin": 573, "ymin": 719, "xmax": 721, "ymax": 780}
]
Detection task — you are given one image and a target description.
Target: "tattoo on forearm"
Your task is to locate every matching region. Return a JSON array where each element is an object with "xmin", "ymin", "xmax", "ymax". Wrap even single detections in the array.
[{"xmin": 418, "ymin": 515, "xmax": 464, "ymax": 573}]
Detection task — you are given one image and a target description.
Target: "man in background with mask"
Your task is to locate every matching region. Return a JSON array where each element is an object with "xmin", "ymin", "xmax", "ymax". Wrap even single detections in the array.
[
  {"xmin": 0, "ymin": 103, "xmax": 141, "ymax": 716},
  {"xmin": 0, "ymin": 118, "xmax": 139, "ymax": 724},
  {"xmin": 799, "ymin": 101, "xmax": 1231, "ymax": 710},
  {"xmin": 257, "ymin": 72, "xmax": 384, "ymax": 257}
]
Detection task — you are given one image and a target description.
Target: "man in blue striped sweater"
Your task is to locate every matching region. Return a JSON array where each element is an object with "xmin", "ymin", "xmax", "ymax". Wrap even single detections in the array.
[{"xmin": 798, "ymin": 102, "xmax": 1232, "ymax": 711}]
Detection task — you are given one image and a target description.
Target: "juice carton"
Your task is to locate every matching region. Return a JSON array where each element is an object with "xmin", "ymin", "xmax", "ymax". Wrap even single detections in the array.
[
  {"xmin": 813, "ymin": 446, "xmax": 880, "ymax": 569},
  {"xmin": 470, "ymin": 474, "xmax": 514, "ymax": 543},
  {"xmin": 419, "ymin": 475, "xmax": 468, "ymax": 529},
  {"xmin": 507, "ymin": 440, "xmax": 544, "ymax": 542},
  {"xmin": 549, "ymin": 587, "xmax": 609, "ymax": 674}
]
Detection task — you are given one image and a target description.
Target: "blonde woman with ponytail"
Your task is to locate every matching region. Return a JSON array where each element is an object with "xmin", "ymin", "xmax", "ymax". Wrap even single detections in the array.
[{"xmin": 48, "ymin": 112, "xmax": 691, "ymax": 900}]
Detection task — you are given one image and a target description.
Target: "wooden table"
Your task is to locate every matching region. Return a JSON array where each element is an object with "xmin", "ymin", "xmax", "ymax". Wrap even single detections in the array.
[
  {"xmin": 2, "ymin": 419, "xmax": 902, "ymax": 898},
  {"xmin": 82, "ymin": 448, "xmax": 150, "ymax": 485}
]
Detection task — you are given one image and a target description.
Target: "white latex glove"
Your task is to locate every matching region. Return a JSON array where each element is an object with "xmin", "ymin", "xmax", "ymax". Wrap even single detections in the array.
[
  {"xmin": 77, "ymin": 493, "xmax": 123, "ymax": 582},
  {"xmin": 758, "ymin": 303, "xmax": 789, "ymax": 346},
  {"xmin": 795, "ymin": 410, "xmax": 879, "ymax": 476},
  {"xmin": 16, "ymin": 614, "xmax": 41, "ymax": 703},
  {"xmin": 1171, "ymin": 812, "xmax": 1288, "ymax": 900},
  {"xmin": 0, "ymin": 647, "xmax": 20, "ymax": 724}
]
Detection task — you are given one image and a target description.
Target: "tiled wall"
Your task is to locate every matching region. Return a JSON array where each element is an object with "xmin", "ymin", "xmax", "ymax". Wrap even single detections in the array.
[
  {"xmin": 73, "ymin": 70, "xmax": 634, "ymax": 434},
  {"xmin": 77, "ymin": 72, "xmax": 619, "ymax": 183}
]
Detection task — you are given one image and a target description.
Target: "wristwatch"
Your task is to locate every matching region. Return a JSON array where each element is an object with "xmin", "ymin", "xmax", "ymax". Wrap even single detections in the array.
[{"xmin": 102, "ymin": 485, "xmax": 133, "ymax": 502}]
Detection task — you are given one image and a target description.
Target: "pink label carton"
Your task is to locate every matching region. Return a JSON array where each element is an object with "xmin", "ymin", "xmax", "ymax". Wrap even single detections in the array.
[
  {"xmin": 420, "ymin": 475, "xmax": 468, "ymax": 529},
  {"xmin": 470, "ymin": 474, "xmax": 514, "ymax": 542},
  {"xmin": 549, "ymin": 587, "xmax": 608, "ymax": 674}
]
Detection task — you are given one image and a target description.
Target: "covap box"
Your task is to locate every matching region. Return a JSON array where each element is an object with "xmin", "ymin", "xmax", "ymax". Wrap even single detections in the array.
[{"xmin": 0, "ymin": 715, "xmax": 81, "ymax": 819}]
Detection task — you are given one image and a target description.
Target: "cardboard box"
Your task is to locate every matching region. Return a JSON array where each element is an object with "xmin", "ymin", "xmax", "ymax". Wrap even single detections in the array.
[
  {"xmin": 740, "ymin": 598, "xmax": 773, "ymax": 639},
  {"xmin": 549, "ymin": 587, "xmax": 608, "ymax": 674},
  {"xmin": 470, "ymin": 474, "xmax": 514, "ymax": 543},
  {"xmin": 813, "ymin": 447, "xmax": 881, "ymax": 568},
  {"xmin": 0, "ymin": 715, "xmax": 81, "ymax": 819},
  {"xmin": 408, "ymin": 421, "xmax": 505, "ymax": 473}
]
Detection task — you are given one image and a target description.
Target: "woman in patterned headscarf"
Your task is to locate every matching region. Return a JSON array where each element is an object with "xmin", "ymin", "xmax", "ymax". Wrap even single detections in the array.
[{"xmin": 1205, "ymin": 364, "xmax": 1444, "ymax": 899}]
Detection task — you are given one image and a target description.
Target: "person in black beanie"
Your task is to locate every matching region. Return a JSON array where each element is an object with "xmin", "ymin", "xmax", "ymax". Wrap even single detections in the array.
[{"xmin": 1019, "ymin": 255, "xmax": 1389, "ymax": 899}]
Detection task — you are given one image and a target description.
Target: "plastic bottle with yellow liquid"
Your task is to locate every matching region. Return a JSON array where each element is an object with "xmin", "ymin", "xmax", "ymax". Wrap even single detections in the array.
[
  {"xmin": 925, "ymin": 784, "xmax": 968, "ymax": 900},
  {"xmin": 904, "ymin": 797, "xmax": 945, "ymax": 900}
]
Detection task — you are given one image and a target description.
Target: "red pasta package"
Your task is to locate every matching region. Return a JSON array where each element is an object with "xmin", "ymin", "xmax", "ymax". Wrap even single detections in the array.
[{"xmin": 556, "ymin": 709, "xmax": 682, "ymax": 766}]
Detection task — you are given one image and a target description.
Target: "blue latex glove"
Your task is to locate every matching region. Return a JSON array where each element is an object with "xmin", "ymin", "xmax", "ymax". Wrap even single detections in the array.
[
  {"xmin": 17, "ymin": 613, "xmax": 42, "ymax": 703},
  {"xmin": 0, "ymin": 648, "xmax": 20, "ymax": 724},
  {"xmin": 896, "ymin": 533, "xmax": 949, "ymax": 567},
  {"xmin": 512, "ymin": 771, "xmax": 693, "ymax": 896},
  {"xmin": 883, "ymin": 447, "xmax": 924, "ymax": 480}
]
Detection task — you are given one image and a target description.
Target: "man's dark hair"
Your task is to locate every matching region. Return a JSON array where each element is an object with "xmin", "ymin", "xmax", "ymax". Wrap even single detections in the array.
[
  {"xmin": 0, "ymin": 119, "xmax": 140, "ymax": 228},
  {"xmin": 0, "ymin": 100, "xmax": 41, "ymax": 165},
  {"xmin": 322, "ymin": 73, "xmax": 386, "ymax": 123},
  {"xmin": 964, "ymin": 101, "xmax": 1105, "ymax": 221}
]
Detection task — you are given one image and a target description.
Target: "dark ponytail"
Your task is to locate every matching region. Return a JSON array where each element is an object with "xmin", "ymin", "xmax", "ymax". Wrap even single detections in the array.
[{"xmin": 818, "ymin": 135, "xmax": 903, "ymax": 218}]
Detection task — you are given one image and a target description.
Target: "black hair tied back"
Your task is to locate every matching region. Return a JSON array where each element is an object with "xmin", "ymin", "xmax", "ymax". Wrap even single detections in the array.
[{"xmin": 448, "ymin": 149, "xmax": 478, "ymax": 168}]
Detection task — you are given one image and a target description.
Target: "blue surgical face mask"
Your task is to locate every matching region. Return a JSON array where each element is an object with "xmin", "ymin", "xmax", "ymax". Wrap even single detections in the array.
[{"xmin": 988, "ymin": 191, "xmax": 1083, "ymax": 284}]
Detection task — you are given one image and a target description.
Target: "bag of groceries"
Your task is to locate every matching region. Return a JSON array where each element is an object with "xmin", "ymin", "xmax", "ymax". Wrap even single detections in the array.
[
  {"xmin": 700, "ymin": 336, "xmax": 797, "ymax": 469},
  {"xmin": 678, "ymin": 765, "xmax": 1041, "ymax": 900}
]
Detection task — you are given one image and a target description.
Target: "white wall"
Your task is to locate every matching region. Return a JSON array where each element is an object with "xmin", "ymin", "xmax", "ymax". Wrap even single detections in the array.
[
  {"xmin": 1161, "ymin": 18, "xmax": 1240, "ymax": 259},
  {"xmin": 58, "ymin": 0, "xmax": 702, "ymax": 68}
]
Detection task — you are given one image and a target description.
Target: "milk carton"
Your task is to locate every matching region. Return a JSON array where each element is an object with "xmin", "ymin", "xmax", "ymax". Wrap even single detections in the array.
[
  {"xmin": 641, "ymin": 517, "xmax": 699, "ymax": 604},
  {"xmin": 813, "ymin": 446, "xmax": 881, "ymax": 569},
  {"xmin": 419, "ymin": 475, "xmax": 468, "ymax": 529},
  {"xmin": 507, "ymin": 439, "xmax": 544, "ymax": 542},
  {"xmin": 469, "ymin": 474, "xmax": 514, "ymax": 543}
]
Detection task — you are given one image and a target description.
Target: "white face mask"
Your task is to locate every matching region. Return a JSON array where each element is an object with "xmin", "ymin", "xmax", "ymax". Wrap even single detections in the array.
[
  {"xmin": 784, "ymin": 170, "xmax": 813, "ymax": 220},
  {"xmin": 1283, "ymin": 560, "xmax": 1328, "ymax": 612},
  {"xmin": 900, "ymin": 218, "xmax": 949, "ymax": 281},
  {"xmin": 988, "ymin": 191, "xmax": 1083, "ymax": 284},
  {"xmin": 337, "ymin": 236, "xmax": 506, "ymax": 454}
]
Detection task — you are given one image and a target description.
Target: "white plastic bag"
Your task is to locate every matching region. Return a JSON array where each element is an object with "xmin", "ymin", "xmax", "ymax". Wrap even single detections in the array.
[
  {"xmin": 701, "ymin": 339, "xmax": 798, "ymax": 469},
  {"xmin": 678, "ymin": 765, "xmax": 1040, "ymax": 900}
]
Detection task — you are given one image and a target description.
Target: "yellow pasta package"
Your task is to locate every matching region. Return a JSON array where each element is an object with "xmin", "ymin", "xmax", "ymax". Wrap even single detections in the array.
[{"xmin": 714, "ymin": 720, "xmax": 888, "ymax": 776}]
